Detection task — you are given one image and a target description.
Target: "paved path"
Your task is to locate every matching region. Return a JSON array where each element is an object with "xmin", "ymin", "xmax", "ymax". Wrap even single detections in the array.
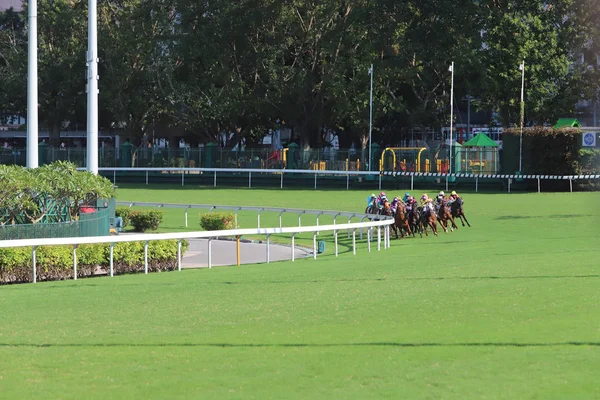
[{"xmin": 182, "ymin": 238, "xmax": 312, "ymax": 268}]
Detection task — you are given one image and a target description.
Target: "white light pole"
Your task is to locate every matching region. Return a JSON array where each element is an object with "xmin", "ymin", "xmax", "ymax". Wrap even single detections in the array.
[
  {"xmin": 518, "ymin": 60, "xmax": 525, "ymax": 173},
  {"xmin": 448, "ymin": 61, "xmax": 454, "ymax": 175},
  {"xmin": 86, "ymin": 0, "xmax": 99, "ymax": 175},
  {"xmin": 368, "ymin": 64, "xmax": 373, "ymax": 171},
  {"xmin": 26, "ymin": 0, "xmax": 38, "ymax": 168}
]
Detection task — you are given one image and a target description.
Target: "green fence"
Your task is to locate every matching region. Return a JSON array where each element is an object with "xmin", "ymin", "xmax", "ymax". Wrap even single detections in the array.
[{"xmin": 0, "ymin": 207, "xmax": 110, "ymax": 240}]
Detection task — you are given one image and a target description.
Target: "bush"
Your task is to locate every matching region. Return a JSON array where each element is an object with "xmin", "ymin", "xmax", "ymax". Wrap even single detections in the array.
[
  {"xmin": 0, "ymin": 239, "xmax": 188, "ymax": 284},
  {"xmin": 200, "ymin": 213, "xmax": 235, "ymax": 231},
  {"xmin": 580, "ymin": 148, "xmax": 600, "ymax": 173},
  {"xmin": 115, "ymin": 207, "xmax": 133, "ymax": 228},
  {"xmin": 130, "ymin": 210, "xmax": 164, "ymax": 232}
]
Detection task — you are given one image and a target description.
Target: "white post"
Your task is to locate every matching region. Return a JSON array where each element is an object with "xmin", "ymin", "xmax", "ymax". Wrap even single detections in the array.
[
  {"xmin": 249, "ymin": 171, "xmax": 252, "ymax": 188},
  {"xmin": 475, "ymin": 176, "xmax": 478, "ymax": 192},
  {"xmin": 368, "ymin": 228, "xmax": 371, "ymax": 252},
  {"xmin": 519, "ymin": 60, "xmax": 525, "ymax": 173},
  {"xmin": 213, "ymin": 171, "xmax": 217, "ymax": 187},
  {"xmin": 27, "ymin": 0, "xmax": 38, "ymax": 169},
  {"xmin": 314, "ymin": 173, "xmax": 317, "ymax": 189},
  {"xmin": 334, "ymin": 230, "xmax": 338, "ymax": 257},
  {"xmin": 313, "ymin": 233, "xmax": 317, "ymax": 260},
  {"xmin": 538, "ymin": 177, "xmax": 541, "ymax": 193},
  {"xmin": 280, "ymin": 172, "xmax": 283, "ymax": 189},
  {"xmin": 86, "ymin": 0, "xmax": 99, "ymax": 174},
  {"xmin": 185, "ymin": 208, "xmax": 189, "ymax": 228},
  {"xmin": 177, "ymin": 239, "xmax": 182, "ymax": 271},
  {"xmin": 73, "ymin": 245, "xmax": 78, "ymax": 280},
  {"xmin": 368, "ymin": 64, "xmax": 373, "ymax": 171},
  {"xmin": 208, "ymin": 238, "xmax": 212, "ymax": 268},
  {"xmin": 266, "ymin": 234, "xmax": 271, "ymax": 263},
  {"xmin": 146, "ymin": 170, "xmax": 148, "ymax": 185},
  {"xmin": 569, "ymin": 178, "xmax": 573, "ymax": 192},
  {"xmin": 181, "ymin": 171, "xmax": 184, "ymax": 186},
  {"xmin": 291, "ymin": 234, "xmax": 295, "ymax": 262},
  {"xmin": 109, "ymin": 243, "xmax": 114, "ymax": 277},
  {"xmin": 144, "ymin": 241, "xmax": 148, "ymax": 274},
  {"xmin": 449, "ymin": 61, "xmax": 454, "ymax": 175},
  {"xmin": 508, "ymin": 178, "xmax": 511, "ymax": 193},
  {"xmin": 410, "ymin": 174, "xmax": 414, "ymax": 190},
  {"xmin": 352, "ymin": 229, "xmax": 356, "ymax": 255},
  {"xmin": 377, "ymin": 227, "xmax": 381, "ymax": 251},
  {"xmin": 32, "ymin": 246, "xmax": 37, "ymax": 283},
  {"xmin": 257, "ymin": 211, "xmax": 261, "ymax": 229}
]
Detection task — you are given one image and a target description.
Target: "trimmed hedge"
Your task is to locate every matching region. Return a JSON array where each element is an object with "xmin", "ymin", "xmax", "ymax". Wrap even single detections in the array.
[
  {"xmin": 115, "ymin": 207, "xmax": 133, "ymax": 228},
  {"xmin": 200, "ymin": 212, "xmax": 235, "ymax": 231},
  {"xmin": 130, "ymin": 210, "xmax": 164, "ymax": 232},
  {"xmin": 0, "ymin": 239, "xmax": 188, "ymax": 284}
]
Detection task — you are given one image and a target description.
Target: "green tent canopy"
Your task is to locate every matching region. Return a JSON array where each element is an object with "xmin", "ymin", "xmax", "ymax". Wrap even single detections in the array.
[
  {"xmin": 462, "ymin": 133, "xmax": 499, "ymax": 147},
  {"xmin": 554, "ymin": 118, "xmax": 581, "ymax": 128}
]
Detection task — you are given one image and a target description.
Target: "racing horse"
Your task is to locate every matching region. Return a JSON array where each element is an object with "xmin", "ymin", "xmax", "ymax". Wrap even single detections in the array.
[
  {"xmin": 450, "ymin": 197, "xmax": 471, "ymax": 227},
  {"xmin": 393, "ymin": 202, "xmax": 412, "ymax": 238},
  {"xmin": 419, "ymin": 204, "xmax": 439, "ymax": 237},
  {"xmin": 437, "ymin": 199, "xmax": 458, "ymax": 232}
]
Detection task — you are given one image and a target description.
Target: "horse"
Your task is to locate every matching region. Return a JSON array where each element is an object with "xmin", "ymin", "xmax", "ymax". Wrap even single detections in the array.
[
  {"xmin": 407, "ymin": 205, "xmax": 420, "ymax": 237},
  {"xmin": 450, "ymin": 197, "xmax": 471, "ymax": 227},
  {"xmin": 419, "ymin": 204, "xmax": 438, "ymax": 237},
  {"xmin": 393, "ymin": 202, "xmax": 412, "ymax": 238},
  {"xmin": 437, "ymin": 200, "xmax": 458, "ymax": 232}
]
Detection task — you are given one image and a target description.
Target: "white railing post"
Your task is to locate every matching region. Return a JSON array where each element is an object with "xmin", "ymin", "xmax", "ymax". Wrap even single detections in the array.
[
  {"xmin": 214, "ymin": 170, "xmax": 217, "ymax": 187},
  {"xmin": 368, "ymin": 228, "xmax": 371, "ymax": 252},
  {"xmin": 280, "ymin": 172, "xmax": 283, "ymax": 189},
  {"xmin": 569, "ymin": 178, "xmax": 573, "ymax": 192},
  {"xmin": 538, "ymin": 177, "xmax": 541, "ymax": 193},
  {"xmin": 177, "ymin": 239, "xmax": 182, "ymax": 271},
  {"xmin": 508, "ymin": 178, "xmax": 511, "ymax": 193},
  {"xmin": 32, "ymin": 246, "xmax": 37, "ymax": 283},
  {"xmin": 109, "ymin": 243, "xmax": 114, "ymax": 277},
  {"xmin": 476, "ymin": 176, "xmax": 479, "ymax": 192},
  {"xmin": 411, "ymin": 174, "xmax": 414, "ymax": 190},
  {"xmin": 352, "ymin": 229, "xmax": 356, "ymax": 255},
  {"xmin": 313, "ymin": 232, "xmax": 317, "ymax": 259},
  {"xmin": 257, "ymin": 208, "xmax": 264, "ymax": 229},
  {"xmin": 298, "ymin": 211, "xmax": 304, "ymax": 227},
  {"xmin": 144, "ymin": 241, "xmax": 149, "ymax": 274},
  {"xmin": 378, "ymin": 174, "xmax": 382, "ymax": 190},
  {"xmin": 181, "ymin": 170, "xmax": 184, "ymax": 186},
  {"xmin": 266, "ymin": 234, "xmax": 270, "ymax": 263},
  {"xmin": 346, "ymin": 173, "xmax": 350, "ymax": 190},
  {"xmin": 316, "ymin": 212, "xmax": 323, "ymax": 236},
  {"xmin": 359, "ymin": 216, "xmax": 367, "ymax": 240},
  {"xmin": 314, "ymin": 173, "xmax": 317, "ymax": 190},
  {"xmin": 334, "ymin": 229, "xmax": 338, "ymax": 257},
  {"xmin": 73, "ymin": 244, "xmax": 78, "ymax": 280},
  {"xmin": 185, "ymin": 206, "xmax": 190, "ymax": 228},
  {"xmin": 145, "ymin": 170, "xmax": 148, "ymax": 185},
  {"xmin": 291, "ymin": 234, "xmax": 296, "ymax": 262},
  {"xmin": 279, "ymin": 210, "xmax": 285, "ymax": 228},
  {"xmin": 249, "ymin": 171, "xmax": 252, "ymax": 188},
  {"xmin": 377, "ymin": 228, "xmax": 381, "ymax": 251},
  {"xmin": 208, "ymin": 238, "xmax": 212, "ymax": 268}
]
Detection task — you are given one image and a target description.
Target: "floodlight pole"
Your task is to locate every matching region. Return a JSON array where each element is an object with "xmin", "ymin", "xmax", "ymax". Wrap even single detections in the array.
[
  {"xmin": 86, "ymin": 0, "xmax": 99, "ymax": 175},
  {"xmin": 519, "ymin": 60, "xmax": 525, "ymax": 173},
  {"xmin": 26, "ymin": 0, "xmax": 38, "ymax": 168},
  {"xmin": 368, "ymin": 64, "xmax": 373, "ymax": 171},
  {"xmin": 449, "ymin": 61, "xmax": 454, "ymax": 175}
]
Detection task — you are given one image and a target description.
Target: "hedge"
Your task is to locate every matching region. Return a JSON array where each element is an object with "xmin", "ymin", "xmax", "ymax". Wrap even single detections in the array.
[
  {"xmin": 0, "ymin": 239, "xmax": 189, "ymax": 284},
  {"xmin": 130, "ymin": 210, "xmax": 164, "ymax": 232},
  {"xmin": 200, "ymin": 212, "xmax": 235, "ymax": 231}
]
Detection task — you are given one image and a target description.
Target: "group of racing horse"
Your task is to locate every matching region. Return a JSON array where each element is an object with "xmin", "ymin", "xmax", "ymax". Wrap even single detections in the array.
[{"xmin": 365, "ymin": 191, "xmax": 471, "ymax": 238}]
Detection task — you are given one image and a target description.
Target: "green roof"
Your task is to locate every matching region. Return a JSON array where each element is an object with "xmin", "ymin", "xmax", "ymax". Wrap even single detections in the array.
[
  {"xmin": 462, "ymin": 133, "xmax": 499, "ymax": 147},
  {"xmin": 554, "ymin": 118, "xmax": 581, "ymax": 128}
]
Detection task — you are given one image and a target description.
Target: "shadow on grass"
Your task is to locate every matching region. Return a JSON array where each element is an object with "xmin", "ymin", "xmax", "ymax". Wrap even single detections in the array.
[{"xmin": 1, "ymin": 342, "xmax": 599, "ymax": 348}]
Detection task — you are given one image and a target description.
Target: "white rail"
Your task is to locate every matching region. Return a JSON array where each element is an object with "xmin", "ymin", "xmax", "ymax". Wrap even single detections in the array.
[
  {"xmin": 77, "ymin": 167, "xmax": 600, "ymax": 192},
  {"xmin": 0, "ymin": 205, "xmax": 394, "ymax": 284}
]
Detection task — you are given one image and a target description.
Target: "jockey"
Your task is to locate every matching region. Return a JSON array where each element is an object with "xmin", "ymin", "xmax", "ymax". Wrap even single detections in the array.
[
  {"xmin": 405, "ymin": 195, "xmax": 417, "ymax": 212},
  {"xmin": 448, "ymin": 190, "xmax": 461, "ymax": 204},
  {"xmin": 390, "ymin": 197, "xmax": 400, "ymax": 213},
  {"xmin": 366, "ymin": 193, "xmax": 377, "ymax": 208},
  {"xmin": 435, "ymin": 191, "xmax": 446, "ymax": 212},
  {"xmin": 402, "ymin": 192, "xmax": 411, "ymax": 203},
  {"xmin": 420, "ymin": 194, "xmax": 434, "ymax": 217},
  {"xmin": 376, "ymin": 192, "xmax": 388, "ymax": 209}
]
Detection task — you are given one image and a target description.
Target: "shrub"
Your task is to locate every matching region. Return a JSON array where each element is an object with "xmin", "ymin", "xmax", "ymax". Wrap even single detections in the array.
[
  {"xmin": 130, "ymin": 210, "xmax": 164, "ymax": 232},
  {"xmin": 200, "ymin": 213, "xmax": 235, "ymax": 231},
  {"xmin": 115, "ymin": 207, "xmax": 133, "ymax": 228},
  {"xmin": 0, "ymin": 239, "xmax": 187, "ymax": 284}
]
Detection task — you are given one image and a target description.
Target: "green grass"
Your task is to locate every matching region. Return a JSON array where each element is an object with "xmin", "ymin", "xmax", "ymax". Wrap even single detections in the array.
[{"xmin": 1, "ymin": 186, "xmax": 599, "ymax": 399}]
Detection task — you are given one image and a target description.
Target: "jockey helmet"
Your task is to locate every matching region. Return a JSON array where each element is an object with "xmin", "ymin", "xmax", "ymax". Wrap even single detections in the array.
[
  {"xmin": 421, "ymin": 194, "xmax": 427, "ymax": 201},
  {"xmin": 380, "ymin": 192, "xmax": 386, "ymax": 197},
  {"xmin": 439, "ymin": 191, "xmax": 445, "ymax": 196},
  {"xmin": 451, "ymin": 191, "xmax": 457, "ymax": 196},
  {"xmin": 371, "ymin": 193, "xmax": 376, "ymax": 198},
  {"xmin": 405, "ymin": 192, "xmax": 410, "ymax": 197}
]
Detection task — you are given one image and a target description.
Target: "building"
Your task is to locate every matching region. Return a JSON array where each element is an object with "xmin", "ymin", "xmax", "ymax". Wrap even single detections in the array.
[{"xmin": 0, "ymin": 0, "xmax": 22, "ymax": 11}]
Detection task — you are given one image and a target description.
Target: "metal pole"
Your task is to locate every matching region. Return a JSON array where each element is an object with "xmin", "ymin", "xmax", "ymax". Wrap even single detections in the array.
[
  {"xmin": 291, "ymin": 234, "xmax": 295, "ymax": 262},
  {"xmin": 475, "ymin": 176, "xmax": 478, "ymax": 192},
  {"xmin": 538, "ymin": 177, "xmax": 540, "ymax": 193},
  {"xmin": 248, "ymin": 171, "xmax": 252, "ymax": 188},
  {"xmin": 27, "ymin": 0, "xmax": 38, "ymax": 168},
  {"xmin": 144, "ymin": 241, "xmax": 148, "ymax": 274},
  {"xmin": 519, "ymin": 60, "xmax": 525, "ymax": 173},
  {"xmin": 313, "ymin": 233, "xmax": 317, "ymax": 260},
  {"xmin": 280, "ymin": 172, "xmax": 283, "ymax": 189},
  {"xmin": 377, "ymin": 228, "xmax": 381, "ymax": 251},
  {"xmin": 352, "ymin": 229, "xmax": 356, "ymax": 255},
  {"xmin": 449, "ymin": 61, "xmax": 454, "ymax": 175},
  {"xmin": 369, "ymin": 64, "xmax": 374, "ymax": 171},
  {"xmin": 213, "ymin": 170, "xmax": 216, "ymax": 187},
  {"xmin": 86, "ymin": 0, "xmax": 99, "ymax": 174},
  {"xmin": 334, "ymin": 230, "xmax": 338, "ymax": 257},
  {"xmin": 109, "ymin": 243, "xmax": 114, "ymax": 277},
  {"xmin": 266, "ymin": 234, "xmax": 270, "ymax": 263},
  {"xmin": 208, "ymin": 238, "xmax": 212, "ymax": 268},
  {"xmin": 177, "ymin": 239, "xmax": 182, "ymax": 271},
  {"xmin": 569, "ymin": 178, "xmax": 573, "ymax": 193},
  {"xmin": 32, "ymin": 246, "xmax": 37, "ymax": 283},
  {"xmin": 73, "ymin": 245, "xmax": 78, "ymax": 280}
]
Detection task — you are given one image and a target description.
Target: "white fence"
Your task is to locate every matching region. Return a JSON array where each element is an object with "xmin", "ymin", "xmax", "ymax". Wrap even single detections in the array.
[
  {"xmin": 0, "ymin": 205, "xmax": 394, "ymax": 284},
  {"xmin": 79, "ymin": 167, "xmax": 600, "ymax": 192}
]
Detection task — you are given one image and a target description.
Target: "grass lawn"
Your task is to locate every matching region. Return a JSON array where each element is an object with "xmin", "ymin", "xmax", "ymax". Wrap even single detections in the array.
[{"xmin": 0, "ymin": 185, "xmax": 599, "ymax": 399}]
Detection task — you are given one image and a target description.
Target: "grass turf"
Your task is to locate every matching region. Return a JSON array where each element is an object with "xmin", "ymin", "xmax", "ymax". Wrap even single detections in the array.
[{"xmin": 0, "ymin": 186, "xmax": 599, "ymax": 399}]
